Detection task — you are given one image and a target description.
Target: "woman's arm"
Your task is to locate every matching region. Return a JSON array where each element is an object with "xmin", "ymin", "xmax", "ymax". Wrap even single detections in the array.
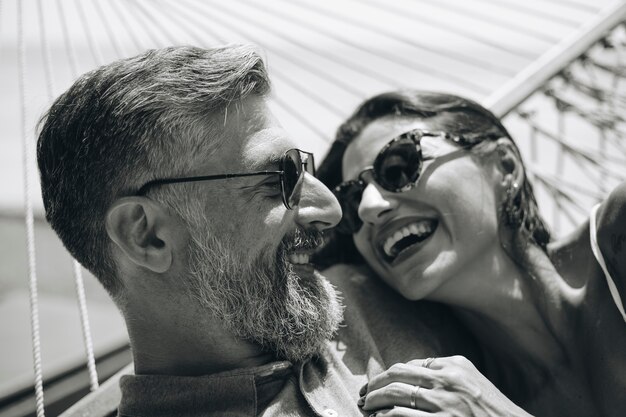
[{"xmin": 595, "ymin": 182, "xmax": 626, "ymax": 315}]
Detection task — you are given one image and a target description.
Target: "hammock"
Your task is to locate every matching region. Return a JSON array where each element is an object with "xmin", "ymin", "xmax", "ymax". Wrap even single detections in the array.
[
  {"xmin": 485, "ymin": 4, "xmax": 626, "ymax": 235},
  {"xmin": 3, "ymin": 0, "xmax": 625, "ymax": 415}
]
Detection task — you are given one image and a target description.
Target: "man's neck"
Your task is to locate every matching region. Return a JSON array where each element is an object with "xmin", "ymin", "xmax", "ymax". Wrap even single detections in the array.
[
  {"xmin": 131, "ymin": 344, "xmax": 274, "ymax": 377},
  {"xmin": 122, "ymin": 291, "xmax": 274, "ymax": 376}
]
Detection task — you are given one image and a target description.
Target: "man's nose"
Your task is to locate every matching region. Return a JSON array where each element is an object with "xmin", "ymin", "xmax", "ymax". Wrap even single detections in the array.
[
  {"xmin": 295, "ymin": 174, "xmax": 342, "ymax": 231},
  {"xmin": 358, "ymin": 183, "xmax": 396, "ymax": 226}
]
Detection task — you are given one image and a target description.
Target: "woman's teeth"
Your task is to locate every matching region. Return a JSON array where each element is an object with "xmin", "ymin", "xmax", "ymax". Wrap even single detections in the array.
[
  {"xmin": 383, "ymin": 220, "xmax": 436, "ymax": 258},
  {"xmin": 288, "ymin": 253, "xmax": 310, "ymax": 265}
]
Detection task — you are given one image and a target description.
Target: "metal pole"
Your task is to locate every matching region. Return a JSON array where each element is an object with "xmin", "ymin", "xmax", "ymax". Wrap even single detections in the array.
[{"xmin": 483, "ymin": 1, "xmax": 626, "ymax": 118}]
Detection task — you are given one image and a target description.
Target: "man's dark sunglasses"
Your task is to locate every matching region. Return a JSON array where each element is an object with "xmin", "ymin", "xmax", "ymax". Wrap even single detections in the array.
[
  {"xmin": 333, "ymin": 129, "xmax": 489, "ymax": 234},
  {"xmin": 136, "ymin": 148, "xmax": 315, "ymax": 210}
]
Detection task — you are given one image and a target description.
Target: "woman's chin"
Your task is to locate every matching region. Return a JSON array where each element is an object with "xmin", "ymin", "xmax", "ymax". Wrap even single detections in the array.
[
  {"xmin": 360, "ymin": 226, "xmax": 459, "ymax": 300},
  {"xmin": 391, "ymin": 269, "xmax": 443, "ymax": 301},
  {"xmin": 382, "ymin": 255, "xmax": 459, "ymax": 302}
]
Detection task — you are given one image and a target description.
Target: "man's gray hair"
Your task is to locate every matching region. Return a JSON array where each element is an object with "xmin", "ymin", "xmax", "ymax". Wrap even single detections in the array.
[{"xmin": 37, "ymin": 45, "xmax": 271, "ymax": 297}]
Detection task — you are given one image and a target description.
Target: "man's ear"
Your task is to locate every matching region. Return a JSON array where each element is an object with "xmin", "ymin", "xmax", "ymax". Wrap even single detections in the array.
[
  {"xmin": 105, "ymin": 197, "xmax": 174, "ymax": 274},
  {"xmin": 494, "ymin": 138, "xmax": 524, "ymax": 191}
]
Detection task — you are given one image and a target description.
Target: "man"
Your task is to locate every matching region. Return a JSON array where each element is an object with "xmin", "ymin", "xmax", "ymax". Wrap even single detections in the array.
[{"xmin": 38, "ymin": 45, "xmax": 471, "ymax": 416}]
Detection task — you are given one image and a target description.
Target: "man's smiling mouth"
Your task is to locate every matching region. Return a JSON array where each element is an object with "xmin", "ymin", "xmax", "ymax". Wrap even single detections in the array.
[
  {"xmin": 282, "ymin": 227, "xmax": 325, "ymax": 269},
  {"xmin": 380, "ymin": 219, "xmax": 438, "ymax": 263}
]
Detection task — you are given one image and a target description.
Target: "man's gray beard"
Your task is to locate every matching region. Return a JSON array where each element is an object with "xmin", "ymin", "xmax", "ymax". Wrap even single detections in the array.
[{"xmin": 183, "ymin": 228, "xmax": 344, "ymax": 363}]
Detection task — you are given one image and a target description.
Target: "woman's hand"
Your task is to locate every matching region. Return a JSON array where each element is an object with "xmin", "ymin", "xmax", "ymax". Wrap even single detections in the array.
[{"xmin": 357, "ymin": 356, "xmax": 533, "ymax": 417}]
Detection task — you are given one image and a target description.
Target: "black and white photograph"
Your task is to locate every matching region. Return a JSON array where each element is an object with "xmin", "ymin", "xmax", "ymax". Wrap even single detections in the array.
[{"xmin": 0, "ymin": 0, "xmax": 625, "ymax": 416}]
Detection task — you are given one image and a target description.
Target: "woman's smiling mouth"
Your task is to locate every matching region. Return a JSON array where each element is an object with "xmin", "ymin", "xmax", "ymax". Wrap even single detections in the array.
[{"xmin": 379, "ymin": 219, "xmax": 438, "ymax": 263}]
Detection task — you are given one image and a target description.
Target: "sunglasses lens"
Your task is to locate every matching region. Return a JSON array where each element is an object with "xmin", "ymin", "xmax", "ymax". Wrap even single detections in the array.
[
  {"xmin": 334, "ymin": 181, "xmax": 365, "ymax": 234},
  {"xmin": 332, "ymin": 132, "xmax": 423, "ymax": 234},
  {"xmin": 374, "ymin": 138, "xmax": 422, "ymax": 191},
  {"xmin": 283, "ymin": 149, "xmax": 304, "ymax": 209}
]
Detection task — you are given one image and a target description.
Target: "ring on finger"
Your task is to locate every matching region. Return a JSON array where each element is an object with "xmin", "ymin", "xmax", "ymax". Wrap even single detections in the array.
[
  {"xmin": 422, "ymin": 357, "xmax": 436, "ymax": 369},
  {"xmin": 410, "ymin": 385, "xmax": 420, "ymax": 408}
]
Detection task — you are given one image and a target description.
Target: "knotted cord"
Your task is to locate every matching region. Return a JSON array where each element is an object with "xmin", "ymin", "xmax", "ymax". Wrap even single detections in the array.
[
  {"xmin": 44, "ymin": 0, "xmax": 101, "ymax": 393},
  {"xmin": 18, "ymin": 1, "xmax": 45, "ymax": 415}
]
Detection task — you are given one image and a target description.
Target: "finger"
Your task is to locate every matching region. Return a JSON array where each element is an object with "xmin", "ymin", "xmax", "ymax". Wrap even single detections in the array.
[
  {"xmin": 366, "ymin": 363, "xmax": 437, "ymax": 394},
  {"xmin": 409, "ymin": 355, "xmax": 476, "ymax": 372},
  {"xmin": 407, "ymin": 357, "xmax": 444, "ymax": 370},
  {"xmin": 368, "ymin": 406, "xmax": 434, "ymax": 417},
  {"xmin": 362, "ymin": 382, "xmax": 437, "ymax": 412}
]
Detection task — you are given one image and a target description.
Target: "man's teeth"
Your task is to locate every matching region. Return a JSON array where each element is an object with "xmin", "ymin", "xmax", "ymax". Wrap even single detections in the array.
[
  {"xmin": 288, "ymin": 253, "xmax": 310, "ymax": 265},
  {"xmin": 383, "ymin": 221, "xmax": 435, "ymax": 258}
]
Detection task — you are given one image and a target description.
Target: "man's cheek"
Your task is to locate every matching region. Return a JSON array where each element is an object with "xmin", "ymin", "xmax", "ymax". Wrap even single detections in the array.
[{"xmin": 264, "ymin": 204, "xmax": 291, "ymax": 230}]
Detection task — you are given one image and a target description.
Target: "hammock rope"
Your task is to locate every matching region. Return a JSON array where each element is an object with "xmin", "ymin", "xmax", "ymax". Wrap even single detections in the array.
[
  {"xmin": 159, "ymin": 0, "xmax": 332, "ymax": 139},
  {"xmin": 547, "ymin": 0, "xmax": 600, "ymax": 13},
  {"xmin": 131, "ymin": 0, "xmax": 179, "ymax": 49},
  {"xmin": 416, "ymin": 0, "xmax": 560, "ymax": 43},
  {"xmin": 18, "ymin": 1, "xmax": 45, "ymax": 415},
  {"xmin": 75, "ymin": 0, "xmax": 103, "ymax": 67},
  {"xmin": 336, "ymin": 0, "xmax": 535, "ymax": 62},
  {"xmin": 73, "ymin": 262, "xmax": 100, "ymax": 391},
  {"xmin": 127, "ymin": 0, "xmax": 167, "ymax": 49},
  {"xmin": 43, "ymin": 0, "xmax": 101, "ymax": 393},
  {"xmin": 164, "ymin": 0, "xmax": 366, "ymax": 99},
  {"xmin": 481, "ymin": 0, "xmax": 580, "ymax": 27},
  {"xmin": 93, "ymin": 0, "xmax": 124, "ymax": 58},
  {"xmin": 291, "ymin": 0, "xmax": 525, "ymax": 71},
  {"xmin": 108, "ymin": 0, "xmax": 144, "ymax": 53},
  {"xmin": 189, "ymin": 0, "xmax": 402, "ymax": 89},
  {"xmin": 36, "ymin": 0, "xmax": 55, "ymax": 99},
  {"xmin": 56, "ymin": 0, "xmax": 79, "ymax": 76},
  {"xmin": 148, "ymin": 0, "xmax": 349, "ymax": 118},
  {"xmin": 229, "ymin": 0, "xmax": 490, "ymax": 93},
  {"xmin": 502, "ymin": 9, "xmax": 626, "ymax": 234}
]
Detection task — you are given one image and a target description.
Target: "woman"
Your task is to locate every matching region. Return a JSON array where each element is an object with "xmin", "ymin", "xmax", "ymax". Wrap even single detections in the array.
[{"xmin": 316, "ymin": 91, "xmax": 626, "ymax": 416}]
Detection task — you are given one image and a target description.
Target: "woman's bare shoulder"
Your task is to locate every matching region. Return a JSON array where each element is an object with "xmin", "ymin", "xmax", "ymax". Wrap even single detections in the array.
[
  {"xmin": 547, "ymin": 220, "xmax": 595, "ymax": 290},
  {"xmin": 548, "ymin": 183, "xmax": 626, "ymax": 293},
  {"xmin": 595, "ymin": 182, "xmax": 626, "ymax": 301},
  {"xmin": 548, "ymin": 184, "xmax": 626, "ymax": 414}
]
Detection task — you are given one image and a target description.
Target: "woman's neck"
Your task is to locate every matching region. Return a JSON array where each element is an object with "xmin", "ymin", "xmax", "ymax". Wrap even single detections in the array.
[{"xmin": 432, "ymin": 242, "xmax": 569, "ymax": 369}]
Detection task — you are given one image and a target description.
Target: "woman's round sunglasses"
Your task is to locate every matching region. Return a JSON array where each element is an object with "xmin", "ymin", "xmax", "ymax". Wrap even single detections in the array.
[
  {"xmin": 136, "ymin": 148, "xmax": 314, "ymax": 210},
  {"xmin": 333, "ymin": 129, "xmax": 490, "ymax": 234}
]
